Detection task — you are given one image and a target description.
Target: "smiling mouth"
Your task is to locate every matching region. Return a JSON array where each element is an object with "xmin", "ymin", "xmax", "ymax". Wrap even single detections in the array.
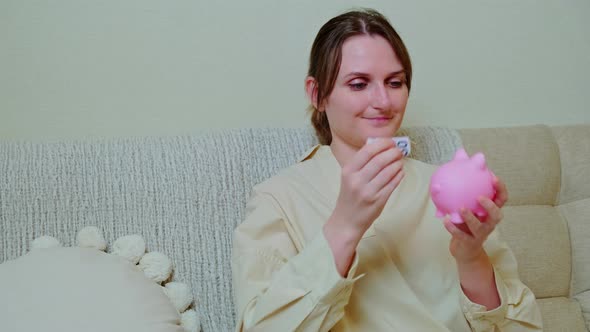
[
  {"xmin": 363, "ymin": 117, "xmax": 392, "ymax": 120},
  {"xmin": 363, "ymin": 116, "xmax": 393, "ymax": 127}
]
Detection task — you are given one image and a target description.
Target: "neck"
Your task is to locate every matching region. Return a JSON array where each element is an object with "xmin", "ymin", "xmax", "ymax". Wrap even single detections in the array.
[{"xmin": 329, "ymin": 137, "xmax": 362, "ymax": 168}]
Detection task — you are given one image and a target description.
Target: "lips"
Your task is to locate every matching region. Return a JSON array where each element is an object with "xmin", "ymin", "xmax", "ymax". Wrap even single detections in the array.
[
  {"xmin": 363, "ymin": 116, "xmax": 393, "ymax": 126},
  {"xmin": 364, "ymin": 117, "xmax": 391, "ymax": 121}
]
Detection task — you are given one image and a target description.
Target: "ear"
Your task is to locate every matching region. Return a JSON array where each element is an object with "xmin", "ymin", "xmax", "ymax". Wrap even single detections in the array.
[
  {"xmin": 453, "ymin": 148, "xmax": 469, "ymax": 161},
  {"xmin": 305, "ymin": 76, "xmax": 321, "ymax": 111},
  {"xmin": 471, "ymin": 153, "xmax": 487, "ymax": 170}
]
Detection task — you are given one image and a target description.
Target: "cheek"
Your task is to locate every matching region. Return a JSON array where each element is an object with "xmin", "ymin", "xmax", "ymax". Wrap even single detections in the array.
[
  {"xmin": 327, "ymin": 89, "xmax": 368, "ymax": 112},
  {"xmin": 344, "ymin": 91, "xmax": 371, "ymax": 110},
  {"xmin": 392, "ymin": 89, "xmax": 409, "ymax": 109}
]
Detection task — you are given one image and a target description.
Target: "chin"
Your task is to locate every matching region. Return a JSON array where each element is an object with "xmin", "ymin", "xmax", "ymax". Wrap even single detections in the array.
[{"xmin": 364, "ymin": 127, "xmax": 398, "ymax": 138}]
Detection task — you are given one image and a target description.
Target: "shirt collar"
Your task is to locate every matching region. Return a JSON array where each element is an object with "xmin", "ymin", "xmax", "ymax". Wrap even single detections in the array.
[
  {"xmin": 297, "ymin": 144, "xmax": 340, "ymax": 201},
  {"xmin": 298, "ymin": 144, "xmax": 321, "ymax": 162}
]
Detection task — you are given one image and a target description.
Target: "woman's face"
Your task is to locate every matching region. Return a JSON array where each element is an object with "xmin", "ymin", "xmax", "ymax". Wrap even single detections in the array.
[{"xmin": 322, "ymin": 34, "xmax": 409, "ymax": 150}]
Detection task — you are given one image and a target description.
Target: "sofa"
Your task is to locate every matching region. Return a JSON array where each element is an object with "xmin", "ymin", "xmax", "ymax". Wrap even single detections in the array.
[{"xmin": 0, "ymin": 124, "xmax": 588, "ymax": 331}]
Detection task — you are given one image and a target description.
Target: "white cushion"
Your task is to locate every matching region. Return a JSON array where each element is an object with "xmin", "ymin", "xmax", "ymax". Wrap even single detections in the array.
[{"xmin": 0, "ymin": 247, "xmax": 184, "ymax": 332}]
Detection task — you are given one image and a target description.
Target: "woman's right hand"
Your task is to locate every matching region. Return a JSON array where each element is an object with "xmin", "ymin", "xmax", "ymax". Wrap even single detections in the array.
[{"xmin": 323, "ymin": 138, "xmax": 405, "ymax": 276}]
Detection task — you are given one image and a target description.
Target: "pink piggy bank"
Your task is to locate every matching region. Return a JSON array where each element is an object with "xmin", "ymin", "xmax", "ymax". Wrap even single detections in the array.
[{"xmin": 429, "ymin": 148, "xmax": 496, "ymax": 225}]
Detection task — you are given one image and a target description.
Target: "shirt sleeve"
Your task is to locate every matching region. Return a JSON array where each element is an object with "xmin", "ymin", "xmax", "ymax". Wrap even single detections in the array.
[
  {"xmin": 460, "ymin": 230, "xmax": 543, "ymax": 331},
  {"xmin": 232, "ymin": 188, "xmax": 362, "ymax": 332}
]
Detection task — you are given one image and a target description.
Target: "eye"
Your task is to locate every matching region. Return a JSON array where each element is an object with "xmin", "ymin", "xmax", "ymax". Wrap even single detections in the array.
[
  {"xmin": 349, "ymin": 83, "xmax": 367, "ymax": 90},
  {"xmin": 389, "ymin": 80, "xmax": 403, "ymax": 88},
  {"xmin": 348, "ymin": 80, "xmax": 367, "ymax": 91}
]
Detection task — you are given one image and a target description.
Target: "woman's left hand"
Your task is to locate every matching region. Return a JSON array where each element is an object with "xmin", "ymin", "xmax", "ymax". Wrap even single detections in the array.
[{"xmin": 443, "ymin": 175, "xmax": 509, "ymax": 264}]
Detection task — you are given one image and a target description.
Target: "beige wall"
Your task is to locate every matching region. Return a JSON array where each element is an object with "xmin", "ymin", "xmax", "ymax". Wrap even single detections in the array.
[{"xmin": 1, "ymin": 0, "xmax": 589, "ymax": 140}]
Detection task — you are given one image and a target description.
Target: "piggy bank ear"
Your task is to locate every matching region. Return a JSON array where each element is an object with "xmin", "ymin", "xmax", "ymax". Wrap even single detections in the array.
[
  {"xmin": 471, "ymin": 153, "xmax": 486, "ymax": 170},
  {"xmin": 454, "ymin": 148, "xmax": 469, "ymax": 161}
]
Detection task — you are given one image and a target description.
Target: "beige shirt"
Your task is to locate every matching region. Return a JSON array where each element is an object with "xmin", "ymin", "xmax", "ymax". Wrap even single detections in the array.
[{"xmin": 232, "ymin": 145, "xmax": 542, "ymax": 331}]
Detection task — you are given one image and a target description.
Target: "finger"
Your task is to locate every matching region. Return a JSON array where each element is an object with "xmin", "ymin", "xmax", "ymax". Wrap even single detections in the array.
[
  {"xmin": 369, "ymin": 159, "xmax": 404, "ymax": 192},
  {"xmin": 492, "ymin": 174, "xmax": 509, "ymax": 208},
  {"xmin": 348, "ymin": 138, "xmax": 395, "ymax": 172},
  {"xmin": 360, "ymin": 148, "xmax": 403, "ymax": 183},
  {"xmin": 478, "ymin": 197, "xmax": 503, "ymax": 227},
  {"xmin": 376, "ymin": 167, "xmax": 404, "ymax": 201},
  {"xmin": 461, "ymin": 208, "xmax": 486, "ymax": 238},
  {"xmin": 443, "ymin": 218, "xmax": 472, "ymax": 242}
]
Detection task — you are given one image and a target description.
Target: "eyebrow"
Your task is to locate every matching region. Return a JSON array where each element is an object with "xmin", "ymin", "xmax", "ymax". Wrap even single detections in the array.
[{"xmin": 343, "ymin": 70, "xmax": 406, "ymax": 79}]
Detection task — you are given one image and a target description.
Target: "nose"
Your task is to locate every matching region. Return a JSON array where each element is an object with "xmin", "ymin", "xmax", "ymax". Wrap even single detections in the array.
[{"xmin": 370, "ymin": 83, "xmax": 392, "ymax": 110}]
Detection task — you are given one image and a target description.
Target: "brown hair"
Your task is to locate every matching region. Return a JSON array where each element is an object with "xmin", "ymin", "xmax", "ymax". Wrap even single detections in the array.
[{"xmin": 307, "ymin": 8, "xmax": 413, "ymax": 145}]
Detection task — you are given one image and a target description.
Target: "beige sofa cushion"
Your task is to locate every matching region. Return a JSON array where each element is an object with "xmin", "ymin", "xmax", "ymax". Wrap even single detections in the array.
[
  {"xmin": 553, "ymin": 125, "xmax": 590, "ymax": 331},
  {"xmin": 559, "ymin": 200, "xmax": 590, "ymax": 296},
  {"xmin": 552, "ymin": 125, "xmax": 590, "ymax": 205},
  {"xmin": 459, "ymin": 124, "xmax": 590, "ymax": 331},
  {"xmin": 537, "ymin": 297, "xmax": 587, "ymax": 332},
  {"xmin": 459, "ymin": 125, "xmax": 561, "ymax": 206},
  {"xmin": 499, "ymin": 206, "xmax": 571, "ymax": 298},
  {"xmin": 576, "ymin": 293, "xmax": 590, "ymax": 331},
  {"xmin": 0, "ymin": 247, "xmax": 183, "ymax": 332}
]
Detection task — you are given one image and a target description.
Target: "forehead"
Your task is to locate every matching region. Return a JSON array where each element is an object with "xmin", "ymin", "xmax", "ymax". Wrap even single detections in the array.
[{"xmin": 339, "ymin": 34, "xmax": 403, "ymax": 74}]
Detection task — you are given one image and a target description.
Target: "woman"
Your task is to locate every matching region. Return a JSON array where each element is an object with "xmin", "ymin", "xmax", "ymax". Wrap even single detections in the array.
[{"xmin": 232, "ymin": 8, "xmax": 542, "ymax": 331}]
